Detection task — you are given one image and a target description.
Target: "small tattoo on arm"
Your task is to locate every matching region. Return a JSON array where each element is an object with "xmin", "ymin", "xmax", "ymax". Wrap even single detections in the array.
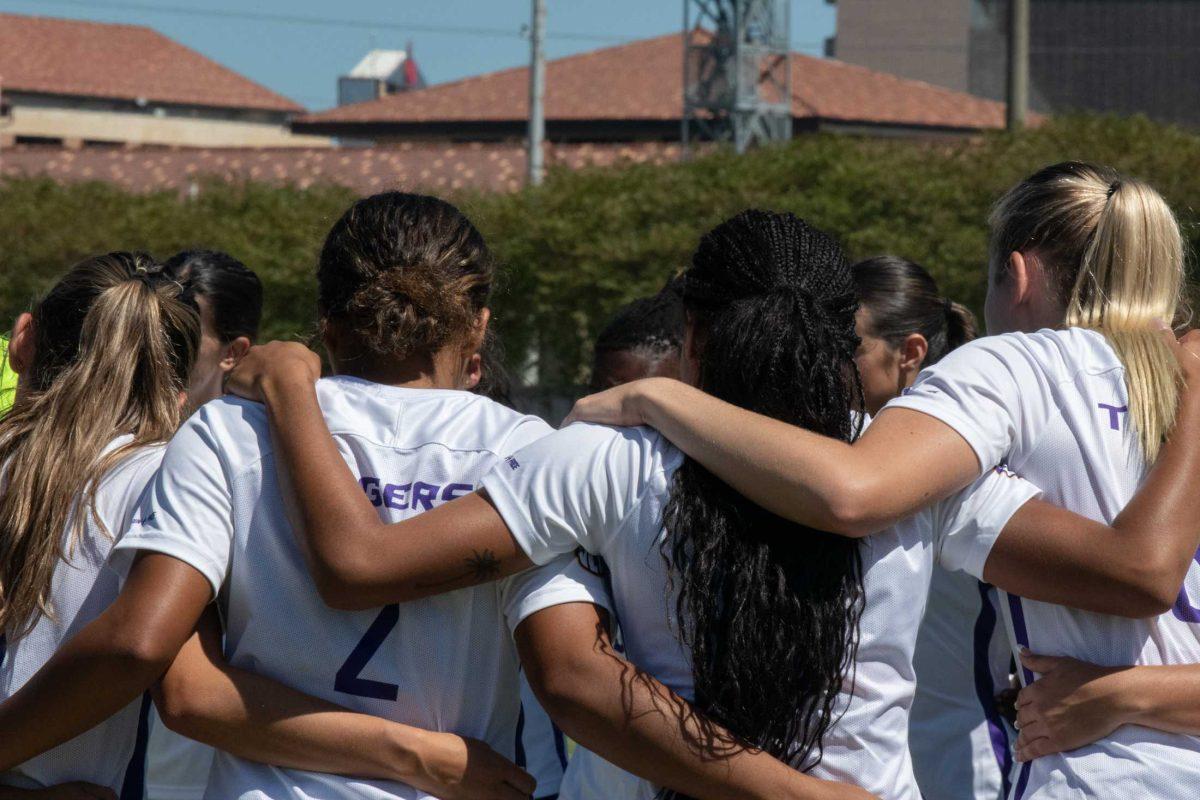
[
  {"xmin": 414, "ymin": 548, "xmax": 501, "ymax": 590},
  {"xmin": 467, "ymin": 548, "xmax": 501, "ymax": 581}
]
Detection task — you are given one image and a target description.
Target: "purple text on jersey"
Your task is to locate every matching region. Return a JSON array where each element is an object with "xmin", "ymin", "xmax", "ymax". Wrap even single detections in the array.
[
  {"xmin": 1098, "ymin": 402, "xmax": 1128, "ymax": 431},
  {"xmin": 359, "ymin": 478, "xmax": 473, "ymax": 511}
]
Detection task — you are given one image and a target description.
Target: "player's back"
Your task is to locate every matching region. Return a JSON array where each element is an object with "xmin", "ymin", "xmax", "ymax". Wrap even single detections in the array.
[
  {"xmin": 1, "ymin": 437, "xmax": 163, "ymax": 792},
  {"xmin": 893, "ymin": 327, "xmax": 1200, "ymax": 799},
  {"xmin": 155, "ymin": 377, "xmax": 553, "ymax": 800}
]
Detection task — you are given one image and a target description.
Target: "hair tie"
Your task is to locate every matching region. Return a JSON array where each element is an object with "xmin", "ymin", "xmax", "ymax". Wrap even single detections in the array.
[{"xmin": 1106, "ymin": 180, "xmax": 1122, "ymax": 199}]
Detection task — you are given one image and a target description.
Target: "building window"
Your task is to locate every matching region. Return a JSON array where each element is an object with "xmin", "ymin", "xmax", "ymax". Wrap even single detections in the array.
[{"xmin": 14, "ymin": 135, "xmax": 63, "ymax": 146}]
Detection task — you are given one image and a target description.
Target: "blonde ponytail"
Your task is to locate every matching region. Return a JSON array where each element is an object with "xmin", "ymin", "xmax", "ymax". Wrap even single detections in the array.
[
  {"xmin": 990, "ymin": 162, "xmax": 1185, "ymax": 461},
  {"xmin": 0, "ymin": 253, "xmax": 199, "ymax": 639}
]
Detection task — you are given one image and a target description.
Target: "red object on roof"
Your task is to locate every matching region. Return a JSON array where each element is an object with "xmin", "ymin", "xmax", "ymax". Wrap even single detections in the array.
[
  {"xmin": 0, "ymin": 12, "xmax": 303, "ymax": 113},
  {"xmin": 299, "ymin": 31, "xmax": 1009, "ymax": 131}
]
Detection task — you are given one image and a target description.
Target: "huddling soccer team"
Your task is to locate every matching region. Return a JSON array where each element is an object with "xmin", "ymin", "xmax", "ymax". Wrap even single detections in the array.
[{"xmin": 1, "ymin": 160, "xmax": 1199, "ymax": 800}]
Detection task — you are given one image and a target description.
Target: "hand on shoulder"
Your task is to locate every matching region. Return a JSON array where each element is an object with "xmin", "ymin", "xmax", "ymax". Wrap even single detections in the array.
[
  {"xmin": 563, "ymin": 376, "xmax": 686, "ymax": 429},
  {"xmin": 224, "ymin": 341, "xmax": 322, "ymax": 402}
]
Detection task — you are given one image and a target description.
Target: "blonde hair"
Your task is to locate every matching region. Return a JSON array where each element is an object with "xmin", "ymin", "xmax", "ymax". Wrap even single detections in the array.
[
  {"xmin": 990, "ymin": 162, "xmax": 1186, "ymax": 461},
  {"xmin": 0, "ymin": 253, "xmax": 199, "ymax": 639}
]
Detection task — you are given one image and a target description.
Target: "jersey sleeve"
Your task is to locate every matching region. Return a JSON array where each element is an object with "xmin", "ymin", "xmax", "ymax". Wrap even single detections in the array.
[
  {"xmin": 931, "ymin": 468, "xmax": 1043, "ymax": 579},
  {"xmin": 110, "ymin": 413, "xmax": 235, "ymax": 599},
  {"xmin": 498, "ymin": 414, "xmax": 555, "ymax": 455},
  {"xmin": 480, "ymin": 422, "xmax": 676, "ymax": 565},
  {"xmin": 500, "ymin": 553, "xmax": 614, "ymax": 636},
  {"xmin": 883, "ymin": 335, "xmax": 1047, "ymax": 475}
]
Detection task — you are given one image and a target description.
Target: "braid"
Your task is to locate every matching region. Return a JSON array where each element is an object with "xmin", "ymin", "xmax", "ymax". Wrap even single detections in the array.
[{"xmin": 660, "ymin": 211, "xmax": 865, "ymax": 799}]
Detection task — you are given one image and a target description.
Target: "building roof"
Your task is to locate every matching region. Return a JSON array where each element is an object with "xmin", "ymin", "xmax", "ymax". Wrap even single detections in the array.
[
  {"xmin": 0, "ymin": 141, "xmax": 682, "ymax": 195},
  {"xmin": 299, "ymin": 31, "xmax": 1008, "ymax": 131},
  {"xmin": 0, "ymin": 13, "xmax": 303, "ymax": 113}
]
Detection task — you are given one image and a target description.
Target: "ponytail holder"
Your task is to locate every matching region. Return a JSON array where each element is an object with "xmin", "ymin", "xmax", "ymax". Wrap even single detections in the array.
[{"xmin": 1106, "ymin": 180, "xmax": 1122, "ymax": 199}]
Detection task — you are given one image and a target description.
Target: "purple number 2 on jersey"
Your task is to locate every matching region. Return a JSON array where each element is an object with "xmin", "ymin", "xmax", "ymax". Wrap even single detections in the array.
[{"xmin": 335, "ymin": 604, "xmax": 401, "ymax": 700}]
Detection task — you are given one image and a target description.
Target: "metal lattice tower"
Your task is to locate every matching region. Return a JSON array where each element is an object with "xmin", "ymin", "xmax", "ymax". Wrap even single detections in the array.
[{"xmin": 683, "ymin": 0, "xmax": 792, "ymax": 154}]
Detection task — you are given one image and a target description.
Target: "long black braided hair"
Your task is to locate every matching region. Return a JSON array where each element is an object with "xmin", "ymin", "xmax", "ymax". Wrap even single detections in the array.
[{"xmin": 661, "ymin": 210, "xmax": 866, "ymax": 789}]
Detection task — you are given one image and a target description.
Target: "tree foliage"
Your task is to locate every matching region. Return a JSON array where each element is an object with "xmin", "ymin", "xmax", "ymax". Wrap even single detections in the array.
[{"xmin": 2, "ymin": 116, "xmax": 1197, "ymax": 388}]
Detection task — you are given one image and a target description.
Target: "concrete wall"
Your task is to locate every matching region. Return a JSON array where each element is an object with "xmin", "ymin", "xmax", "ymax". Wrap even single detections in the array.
[
  {"xmin": 1, "ymin": 94, "xmax": 330, "ymax": 148},
  {"xmin": 833, "ymin": 0, "xmax": 971, "ymax": 92}
]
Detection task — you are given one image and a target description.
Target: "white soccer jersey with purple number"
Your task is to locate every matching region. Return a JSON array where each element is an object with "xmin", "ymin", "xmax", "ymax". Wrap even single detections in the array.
[
  {"xmin": 113, "ymin": 377, "xmax": 608, "ymax": 800},
  {"xmin": 888, "ymin": 327, "xmax": 1200, "ymax": 800},
  {"xmin": 1, "ymin": 438, "xmax": 162, "ymax": 794},
  {"xmin": 482, "ymin": 422, "xmax": 1037, "ymax": 800}
]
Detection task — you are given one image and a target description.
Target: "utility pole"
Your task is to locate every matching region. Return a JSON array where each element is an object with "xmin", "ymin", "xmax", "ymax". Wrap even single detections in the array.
[
  {"xmin": 527, "ymin": 0, "xmax": 546, "ymax": 186},
  {"xmin": 1006, "ymin": 0, "xmax": 1029, "ymax": 130}
]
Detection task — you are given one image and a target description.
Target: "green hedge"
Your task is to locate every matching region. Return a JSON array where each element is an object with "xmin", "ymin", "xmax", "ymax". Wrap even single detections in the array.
[{"xmin": 2, "ymin": 115, "xmax": 1197, "ymax": 389}]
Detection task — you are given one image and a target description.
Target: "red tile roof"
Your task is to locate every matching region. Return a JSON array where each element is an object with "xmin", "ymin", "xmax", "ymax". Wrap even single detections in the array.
[
  {"xmin": 299, "ymin": 31, "xmax": 1008, "ymax": 131},
  {"xmin": 0, "ymin": 13, "xmax": 302, "ymax": 113},
  {"xmin": 0, "ymin": 141, "xmax": 683, "ymax": 195}
]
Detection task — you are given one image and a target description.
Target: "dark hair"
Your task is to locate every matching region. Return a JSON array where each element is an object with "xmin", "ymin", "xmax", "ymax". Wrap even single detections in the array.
[
  {"xmin": 852, "ymin": 256, "xmax": 976, "ymax": 366},
  {"xmin": 317, "ymin": 192, "xmax": 493, "ymax": 362},
  {"xmin": 162, "ymin": 249, "xmax": 262, "ymax": 342},
  {"xmin": 594, "ymin": 283, "xmax": 685, "ymax": 360},
  {"xmin": 662, "ymin": 211, "xmax": 865, "ymax": 784},
  {"xmin": 590, "ymin": 281, "xmax": 684, "ymax": 390}
]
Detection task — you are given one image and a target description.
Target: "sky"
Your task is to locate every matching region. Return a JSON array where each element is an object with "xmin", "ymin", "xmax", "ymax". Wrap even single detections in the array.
[{"xmin": 0, "ymin": 0, "xmax": 837, "ymax": 111}]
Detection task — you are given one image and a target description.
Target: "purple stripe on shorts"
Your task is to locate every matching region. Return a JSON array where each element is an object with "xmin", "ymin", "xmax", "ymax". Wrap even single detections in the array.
[
  {"xmin": 1006, "ymin": 592, "xmax": 1034, "ymax": 799},
  {"xmin": 974, "ymin": 582, "xmax": 1013, "ymax": 797}
]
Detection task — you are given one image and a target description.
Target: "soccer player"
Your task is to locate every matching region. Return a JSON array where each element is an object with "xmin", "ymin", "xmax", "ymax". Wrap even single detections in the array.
[
  {"xmin": 851, "ymin": 255, "xmax": 1014, "ymax": 800},
  {"xmin": 0, "ymin": 254, "xmax": 200, "ymax": 799},
  {"xmin": 589, "ymin": 282, "xmax": 683, "ymax": 391},
  {"xmin": 567, "ymin": 163, "xmax": 1200, "ymax": 799},
  {"xmin": 142, "ymin": 249, "xmax": 263, "ymax": 800},
  {"xmin": 0, "ymin": 253, "xmax": 536, "ymax": 800}
]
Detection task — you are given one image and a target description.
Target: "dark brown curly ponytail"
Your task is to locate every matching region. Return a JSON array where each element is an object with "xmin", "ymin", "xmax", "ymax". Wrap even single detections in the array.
[{"xmin": 317, "ymin": 192, "xmax": 494, "ymax": 362}]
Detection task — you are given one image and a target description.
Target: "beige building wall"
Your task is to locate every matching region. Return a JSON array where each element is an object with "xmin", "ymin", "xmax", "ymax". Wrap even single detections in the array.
[
  {"xmin": 1, "ymin": 102, "xmax": 330, "ymax": 149},
  {"xmin": 834, "ymin": 0, "xmax": 970, "ymax": 93}
]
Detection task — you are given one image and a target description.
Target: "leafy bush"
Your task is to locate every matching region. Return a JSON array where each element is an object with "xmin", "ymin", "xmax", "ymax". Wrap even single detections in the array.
[{"xmin": 2, "ymin": 115, "xmax": 1197, "ymax": 389}]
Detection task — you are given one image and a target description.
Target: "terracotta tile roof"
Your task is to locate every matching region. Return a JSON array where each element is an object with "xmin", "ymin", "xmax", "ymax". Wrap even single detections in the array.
[
  {"xmin": 0, "ymin": 12, "xmax": 302, "ymax": 113},
  {"xmin": 0, "ymin": 141, "xmax": 683, "ymax": 195},
  {"xmin": 298, "ymin": 31, "xmax": 1008, "ymax": 131}
]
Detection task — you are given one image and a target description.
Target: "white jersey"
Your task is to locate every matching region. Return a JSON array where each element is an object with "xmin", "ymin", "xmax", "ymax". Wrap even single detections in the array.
[
  {"xmin": 482, "ymin": 422, "xmax": 1036, "ymax": 799},
  {"xmin": 910, "ymin": 570, "xmax": 1014, "ymax": 800},
  {"xmin": 888, "ymin": 327, "xmax": 1200, "ymax": 800},
  {"xmin": 1, "ymin": 437, "xmax": 162, "ymax": 793},
  {"xmin": 145, "ymin": 713, "xmax": 215, "ymax": 800},
  {"xmin": 112, "ymin": 377, "xmax": 609, "ymax": 800}
]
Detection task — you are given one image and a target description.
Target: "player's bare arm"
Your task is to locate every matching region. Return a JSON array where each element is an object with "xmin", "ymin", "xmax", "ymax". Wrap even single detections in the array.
[
  {"xmin": 1014, "ymin": 657, "xmax": 1200, "ymax": 762},
  {"xmin": 565, "ymin": 376, "xmax": 980, "ymax": 536},
  {"xmin": 516, "ymin": 601, "xmax": 876, "ymax": 800},
  {"xmin": 155, "ymin": 608, "xmax": 534, "ymax": 799},
  {"xmin": 0, "ymin": 555, "xmax": 210, "ymax": 770},
  {"xmin": 226, "ymin": 342, "xmax": 533, "ymax": 609}
]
